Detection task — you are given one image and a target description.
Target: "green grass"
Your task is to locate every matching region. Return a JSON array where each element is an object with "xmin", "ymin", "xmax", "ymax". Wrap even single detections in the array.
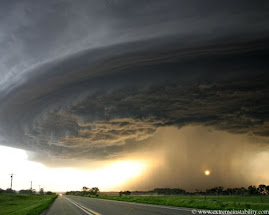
[
  {"xmin": 90, "ymin": 195, "xmax": 269, "ymax": 210},
  {"xmin": 0, "ymin": 193, "xmax": 57, "ymax": 215}
]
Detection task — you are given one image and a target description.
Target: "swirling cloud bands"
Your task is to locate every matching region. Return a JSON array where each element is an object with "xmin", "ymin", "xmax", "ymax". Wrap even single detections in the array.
[{"xmin": 1, "ymin": 36, "xmax": 269, "ymax": 159}]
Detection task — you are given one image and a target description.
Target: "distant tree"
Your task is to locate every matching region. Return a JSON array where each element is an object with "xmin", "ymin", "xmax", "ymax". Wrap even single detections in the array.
[
  {"xmin": 82, "ymin": 186, "xmax": 89, "ymax": 192},
  {"xmin": 258, "ymin": 184, "xmax": 268, "ymax": 195},
  {"xmin": 215, "ymin": 186, "xmax": 224, "ymax": 195},
  {"xmin": 5, "ymin": 188, "xmax": 16, "ymax": 194},
  {"xmin": 153, "ymin": 188, "xmax": 186, "ymax": 195},
  {"xmin": 46, "ymin": 191, "xmax": 56, "ymax": 195},
  {"xmin": 226, "ymin": 188, "xmax": 234, "ymax": 195},
  {"xmin": 125, "ymin": 191, "xmax": 131, "ymax": 196},
  {"xmin": 206, "ymin": 187, "xmax": 218, "ymax": 195},
  {"xmin": 119, "ymin": 191, "xmax": 131, "ymax": 196},
  {"xmin": 19, "ymin": 189, "xmax": 33, "ymax": 194},
  {"xmin": 247, "ymin": 186, "xmax": 258, "ymax": 195},
  {"xmin": 238, "ymin": 187, "xmax": 247, "ymax": 195},
  {"xmin": 266, "ymin": 186, "xmax": 269, "ymax": 194},
  {"xmin": 39, "ymin": 188, "xmax": 44, "ymax": 195},
  {"xmin": 0, "ymin": 188, "xmax": 4, "ymax": 193},
  {"xmin": 90, "ymin": 187, "xmax": 100, "ymax": 196}
]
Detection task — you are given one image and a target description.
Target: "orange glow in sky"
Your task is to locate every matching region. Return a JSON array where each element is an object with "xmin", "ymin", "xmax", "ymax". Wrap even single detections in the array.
[{"xmin": 0, "ymin": 145, "xmax": 149, "ymax": 192}]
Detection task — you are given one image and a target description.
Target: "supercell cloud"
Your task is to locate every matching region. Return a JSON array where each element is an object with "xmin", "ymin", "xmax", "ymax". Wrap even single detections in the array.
[{"xmin": 0, "ymin": 0, "xmax": 269, "ymax": 189}]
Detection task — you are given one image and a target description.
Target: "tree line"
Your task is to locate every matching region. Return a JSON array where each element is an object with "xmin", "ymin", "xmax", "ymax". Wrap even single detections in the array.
[
  {"xmin": 66, "ymin": 187, "xmax": 100, "ymax": 196},
  {"xmin": 204, "ymin": 185, "xmax": 269, "ymax": 196},
  {"xmin": 126, "ymin": 184, "xmax": 269, "ymax": 196},
  {"xmin": 65, "ymin": 184, "xmax": 269, "ymax": 197},
  {"xmin": 0, "ymin": 188, "xmax": 56, "ymax": 195}
]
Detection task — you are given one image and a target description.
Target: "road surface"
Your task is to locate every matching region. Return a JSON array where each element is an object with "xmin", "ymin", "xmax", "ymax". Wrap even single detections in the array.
[{"xmin": 46, "ymin": 195, "xmax": 195, "ymax": 215}]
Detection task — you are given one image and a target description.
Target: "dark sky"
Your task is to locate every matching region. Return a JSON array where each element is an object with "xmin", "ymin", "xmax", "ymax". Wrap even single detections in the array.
[{"xmin": 0, "ymin": 0, "xmax": 269, "ymax": 190}]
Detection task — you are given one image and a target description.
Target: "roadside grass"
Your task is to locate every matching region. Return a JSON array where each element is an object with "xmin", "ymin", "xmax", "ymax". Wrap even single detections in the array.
[
  {"xmin": 90, "ymin": 195, "xmax": 269, "ymax": 210},
  {"xmin": 0, "ymin": 193, "xmax": 57, "ymax": 215}
]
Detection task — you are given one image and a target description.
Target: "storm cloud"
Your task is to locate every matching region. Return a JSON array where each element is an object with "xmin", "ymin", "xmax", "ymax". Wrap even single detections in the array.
[{"xmin": 0, "ymin": 0, "xmax": 269, "ymax": 189}]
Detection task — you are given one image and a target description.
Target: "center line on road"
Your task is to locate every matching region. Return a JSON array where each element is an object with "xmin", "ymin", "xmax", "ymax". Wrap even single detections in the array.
[{"xmin": 65, "ymin": 197, "xmax": 102, "ymax": 215}]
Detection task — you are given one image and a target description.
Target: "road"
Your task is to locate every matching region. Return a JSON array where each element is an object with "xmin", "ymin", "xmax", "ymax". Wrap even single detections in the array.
[{"xmin": 46, "ymin": 195, "xmax": 195, "ymax": 215}]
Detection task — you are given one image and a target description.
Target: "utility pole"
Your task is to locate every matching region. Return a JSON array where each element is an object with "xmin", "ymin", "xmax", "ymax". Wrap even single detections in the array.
[
  {"xmin": 9, "ymin": 173, "xmax": 15, "ymax": 190},
  {"xmin": 30, "ymin": 181, "xmax": 32, "ymax": 190}
]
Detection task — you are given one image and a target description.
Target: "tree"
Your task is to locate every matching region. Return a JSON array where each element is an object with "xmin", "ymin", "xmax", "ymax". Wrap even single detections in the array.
[
  {"xmin": 19, "ymin": 189, "xmax": 33, "ymax": 194},
  {"xmin": 124, "ymin": 191, "xmax": 131, "ymax": 196},
  {"xmin": 153, "ymin": 188, "xmax": 186, "ymax": 195},
  {"xmin": 82, "ymin": 186, "xmax": 89, "ymax": 192},
  {"xmin": 206, "ymin": 187, "xmax": 224, "ymax": 195},
  {"xmin": 90, "ymin": 187, "xmax": 99, "ymax": 196},
  {"xmin": 238, "ymin": 187, "xmax": 247, "ymax": 195},
  {"xmin": 39, "ymin": 188, "xmax": 44, "ymax": 195},
  {"xmin": 215, "ymin": 186, "xmax": 224, "ymax": 195},
  {"xmin": 247, "ymin": 186, "xmax": 258, "ymax": 195},
  {"xmin": 258, "ymin": 184, "xmax": 268, "ymax": 195},
  {"xmin": 5, "ymin": 188, "xmax": 16, "ymax": 194},
  {"xmin": 266, "ymin": 186, "xmax": 269, "ymax": 194},
  {"xmin": 119, "ymin": 191, "xmax": 131, "ymax": 196},
  {"xmin": 46, "ymin": 191, "xmax": 56, "ymax": 195}
]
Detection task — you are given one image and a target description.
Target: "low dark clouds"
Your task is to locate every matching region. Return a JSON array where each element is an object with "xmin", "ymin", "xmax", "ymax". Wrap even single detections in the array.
[
  {"xmin": 1, "ymin": 0, "xmax": 269, "ymax": 92},
  {"xmin": 0, "ymin": 36, "xmax": 269, "ymax": 162},
  {"xmin": 0, "ymin": 0, "xmax": 269, "ymax": 167}
]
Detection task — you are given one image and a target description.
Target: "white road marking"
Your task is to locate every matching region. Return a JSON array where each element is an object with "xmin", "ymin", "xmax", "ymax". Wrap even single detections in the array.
[{"xmin": 64, "ymin": 196, "xmax": 101, "ymax": 215}]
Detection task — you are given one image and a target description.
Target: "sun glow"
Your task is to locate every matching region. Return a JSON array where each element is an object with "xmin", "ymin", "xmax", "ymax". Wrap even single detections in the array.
[
  {"xmin": 90, "ymin": 160, "xmax": 148, "ymax": 189},
  {"xmin": 0, "ymin": 145, "xmax": 149, "ymax": 191},
  {"xmin": 204, "ymin": 170, "xmax": 211, "ymax": 176}
]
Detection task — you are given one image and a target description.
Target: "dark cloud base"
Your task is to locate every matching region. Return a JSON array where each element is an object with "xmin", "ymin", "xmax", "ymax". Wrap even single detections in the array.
[{"xmin": 0, "ymin": 35, "xmax": 268, "ymax": 162}]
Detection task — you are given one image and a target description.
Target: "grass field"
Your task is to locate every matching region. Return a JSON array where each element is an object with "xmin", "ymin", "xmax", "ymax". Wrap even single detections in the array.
[
  {"xmin": 91, "ymin": 195, "xmax": 269, "ymax": 210},
  {"xmin": 0, "ymin": 193, "xmax": 57, "ymax": 215}
]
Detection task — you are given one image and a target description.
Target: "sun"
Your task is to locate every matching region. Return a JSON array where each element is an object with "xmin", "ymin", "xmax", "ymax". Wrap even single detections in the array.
[{"xmin": 204, "ymin": 170, "xmax": 211, "ymax": 176}]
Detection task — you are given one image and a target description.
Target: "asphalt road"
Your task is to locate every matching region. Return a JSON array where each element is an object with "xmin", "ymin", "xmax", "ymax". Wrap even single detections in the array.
[{"xmin": 46, "ymin": 195, "xmax": 195, "ymax": 215}]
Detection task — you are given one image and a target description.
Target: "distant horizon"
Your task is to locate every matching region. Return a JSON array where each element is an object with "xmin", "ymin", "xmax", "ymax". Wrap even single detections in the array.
[{"xmin": 3, "ymin": 184, "xmax": 268, "ymax": 194}]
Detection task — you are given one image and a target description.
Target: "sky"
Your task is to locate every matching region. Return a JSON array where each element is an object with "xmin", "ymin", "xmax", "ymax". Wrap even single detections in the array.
[{"xmin": 0, "ymin": 0, "xmax": 269, "ymax": 192}]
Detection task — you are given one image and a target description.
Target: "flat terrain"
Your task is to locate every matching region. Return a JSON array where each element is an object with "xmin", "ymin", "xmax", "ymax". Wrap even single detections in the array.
[
  {"xmin": 0, "ymin": 193, "xmax": 57, "ymax": 215},
  {"xmin": 93, "ymin": 195, "xmax": 269, "ymax": 210},
  {"xmin": 46, "ymin": 195, "xmax": 194, "ymax": 215}
]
